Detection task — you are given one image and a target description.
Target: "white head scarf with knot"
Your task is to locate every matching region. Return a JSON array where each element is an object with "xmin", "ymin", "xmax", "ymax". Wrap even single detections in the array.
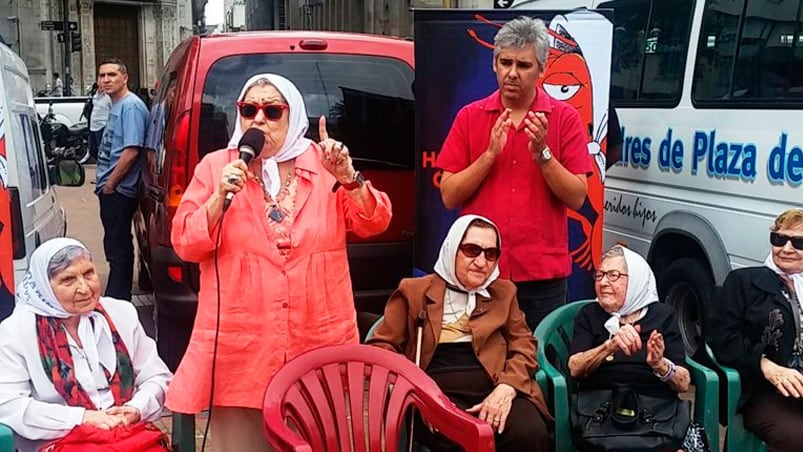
[
  {"xmin": 603, "ymin": 246, "xmax": 659, "ymax": 336},
  {"xmin": 433, "ymin": 214, "xmax": 501, "ymax": 317},
  {"xmin": 226, "ymin": 73, "xmax": 313, "ymax": 198},
  {"xmin": 16, "ymin": 237, "xmax": 119, "ymax": 374},
  {"xmin": 764, "ymin": 253, "xmax": 803, "ymax": 304}
]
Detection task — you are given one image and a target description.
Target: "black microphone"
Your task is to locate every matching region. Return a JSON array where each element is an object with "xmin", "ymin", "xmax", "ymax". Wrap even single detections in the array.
[{"xmin": 223, "ymin": 128, "xmax": 265, "ymax": 211}]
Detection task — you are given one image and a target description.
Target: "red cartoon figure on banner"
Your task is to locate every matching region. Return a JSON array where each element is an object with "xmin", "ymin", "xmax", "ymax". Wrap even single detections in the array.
[{"xmin": 467, "ymin": 11, "xmax": 612, "ymax": 271}]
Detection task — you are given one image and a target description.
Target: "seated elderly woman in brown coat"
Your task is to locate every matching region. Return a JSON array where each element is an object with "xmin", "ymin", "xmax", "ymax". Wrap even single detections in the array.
[{"xmin": 368, "ymin": 214, "xmax": 550, "ymax": 452}]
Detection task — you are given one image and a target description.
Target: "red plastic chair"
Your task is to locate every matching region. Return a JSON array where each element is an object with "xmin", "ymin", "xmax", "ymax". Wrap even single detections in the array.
[{"xmin": 262, "ymin": 344, "xmax": 496, "ymax": 452}]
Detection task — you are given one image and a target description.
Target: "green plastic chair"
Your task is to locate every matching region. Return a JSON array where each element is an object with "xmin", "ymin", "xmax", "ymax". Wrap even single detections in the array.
[
  {"xmin": 365, "ymin": 315, "xmax": 385, "ymax": 342},
  {"xmin": 0, "ymin": 423, "xmax": 13, "ymax": 452},
  {"xmin": 704, "ymin": 345, "xmax": 767, "ymax": 452},
  {"xmin": 533, "ymin": 300, "xmax": 720, "ymax": 452},
  {"xmin": 171, "ymin": 412, "xmax": 196, "ymax": 452}
]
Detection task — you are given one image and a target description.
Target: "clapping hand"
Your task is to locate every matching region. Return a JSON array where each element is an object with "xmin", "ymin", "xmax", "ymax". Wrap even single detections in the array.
[
  {"xmin": 646, "ymin": 330, "xmax": 666, "ymax": 369},
  {"xmin": 610, "ymin": 323, "xmax": 642, "ymax": 356},
  {"xmin": 523, "ymin": 111, "xmax": 549, "ymax": 157},
  {"xmin": 487, "ymin": 109, "xmax": 513, "ymax": 158},
  {"xmin": 318, "ymin": 116, "xmax": 355, "ymax": 184},
  {"xmin": 466, "ymin": 383, "xmax": 516, "ymax": 433}
]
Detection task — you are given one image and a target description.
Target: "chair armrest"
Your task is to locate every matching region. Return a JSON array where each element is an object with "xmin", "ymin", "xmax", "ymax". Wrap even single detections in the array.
[
  {"xmin": 416, "ymin": 393, "xmax": 496, "ymax": 452},
  {"xmin": 686, "ymin": 356, "xmax": 719, "ymax": 452},
  {"xmin": 0, "ymin": 423, "xmax": 13, "ymax": 452},
  {"xmin": 540, "ymin": 358, "xmax": 573, "ymax": 452}
]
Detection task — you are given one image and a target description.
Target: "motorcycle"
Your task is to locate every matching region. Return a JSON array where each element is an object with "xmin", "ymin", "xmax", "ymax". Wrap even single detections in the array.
[{"xmin": 39, "ymin": 103, "xmax": 90, "ymax": 164}]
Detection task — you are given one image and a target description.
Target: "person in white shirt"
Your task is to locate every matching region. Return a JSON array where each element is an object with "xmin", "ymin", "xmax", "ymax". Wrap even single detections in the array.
[
  {"xmin": 51, "ymin": 73, "xmax": 64, "ymax": 97},
  {"xmin": 0, "ymin": 237, "xmax": 172, "ymax": 452},
  {"xmin": 88, "ymin": 82, "xmax": 112, "ymax": 162}
]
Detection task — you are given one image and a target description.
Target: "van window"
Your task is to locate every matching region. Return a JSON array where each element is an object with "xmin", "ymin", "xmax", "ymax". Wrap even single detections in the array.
[
  {"xmin": 146, "ymin": 71, "xmax": 178, "ymax": 175},
  {"xmin": 693, "ymin": 0, "xmax": 803, "ymax": 106},
  {"xmin": 199, "ymin": 54, "xmax": 415, "ymax": 170},
  {"xmin": 17, "ymin": 113, "xmax": 47, "ymax": 198},
  {"xmin": 602, "ymin": 0, "xmax": 694, "ymax": 106}
]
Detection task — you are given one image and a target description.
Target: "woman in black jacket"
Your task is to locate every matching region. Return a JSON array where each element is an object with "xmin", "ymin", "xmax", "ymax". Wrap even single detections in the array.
[{"xmin": 709, "ymin": 208, "xmax": 803, "ymax": 451}]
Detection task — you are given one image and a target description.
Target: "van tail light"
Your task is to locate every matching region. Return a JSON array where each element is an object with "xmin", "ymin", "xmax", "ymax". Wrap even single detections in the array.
[
  {"xmin": 167, "ymin": 265, "xmax": 184, "ymax": 283},
  {"xmin": 167, "ymin": 111, "xmax": 191, "ymax": 217},
  {"xmin": 9, "ymin": 188, "xmax": 24, "ymax": 260}
]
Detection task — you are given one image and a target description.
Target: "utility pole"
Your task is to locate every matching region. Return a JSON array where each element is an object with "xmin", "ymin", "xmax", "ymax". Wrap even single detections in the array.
[{"xmin": 61, "ymin": 0, "xmax": 72, "ymax": 96}]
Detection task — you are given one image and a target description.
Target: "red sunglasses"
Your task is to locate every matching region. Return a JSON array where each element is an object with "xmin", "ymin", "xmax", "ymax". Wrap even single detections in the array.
[{"xmin": 237, "ymin": 101, "xmax": 288, "ymax": 120}]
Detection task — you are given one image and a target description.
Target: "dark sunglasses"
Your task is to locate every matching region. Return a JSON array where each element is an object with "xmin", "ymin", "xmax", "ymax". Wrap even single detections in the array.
[
  {"xmin": 458, "ymin": 243, "xmax": 500, "ymax": 262},
  {"xmin": 236, "ymin": 101, "xmax": 288, "ymax": 120},
  {"xmin": 770, "ymin": 232, "xmax": 803, "ymax": 250}
]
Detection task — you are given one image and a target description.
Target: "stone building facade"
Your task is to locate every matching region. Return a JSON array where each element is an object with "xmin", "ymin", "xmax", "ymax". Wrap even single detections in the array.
[{"xmin": 1, "ymin": 0, "xmax": 192, "ymax": 96}]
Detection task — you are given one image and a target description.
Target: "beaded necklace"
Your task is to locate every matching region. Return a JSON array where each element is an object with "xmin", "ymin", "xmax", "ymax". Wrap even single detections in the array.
[{"xmin": 257, "ymin": 165, "xmax": 296, "ymax": 258}]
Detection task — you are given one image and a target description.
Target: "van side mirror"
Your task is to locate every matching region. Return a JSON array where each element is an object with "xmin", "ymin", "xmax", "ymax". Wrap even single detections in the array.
[{"xmin": 48, "ymin": 160, "xmax": 85, "ymax": 187}]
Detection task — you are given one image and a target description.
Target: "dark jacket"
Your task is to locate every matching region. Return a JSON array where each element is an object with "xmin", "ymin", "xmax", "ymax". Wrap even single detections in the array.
[
  {"xmin": 708, "ymin": 266, "xmax": 796, "ymax": 410},
  {"xmin": 367, "ymin": 274, "xmax": 551, "ymax": 420}
]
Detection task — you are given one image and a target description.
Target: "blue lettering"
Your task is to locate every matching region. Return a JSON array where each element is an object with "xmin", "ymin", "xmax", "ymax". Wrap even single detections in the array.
[
  {"xmin": 671, "ymin": 140, "xmax": 683, "ymax": 173},
  {"xmin": 713, "ymin": 141, "xmax": 728, "ymax": 176},
  {"xmin": 726, "ymin": 143, "xmax": 743, "ymax": 178},
  {"xmin": 741, "ymin": 145, "xmax": 757, "ymax": 181},
  {"xmin": 640, "ymin": 138, "xmax": 652, "ymax": 168},
  {"xmin": 787, "ymin": 146, "xmax": 803, "ymax": 186},
  {"xmin": 692, "ymin": 131, "xmax": 708, "ymax": 175},
  {"xmin": 768, "ymin": 133, "xmax": 788, "ymax": 184}
]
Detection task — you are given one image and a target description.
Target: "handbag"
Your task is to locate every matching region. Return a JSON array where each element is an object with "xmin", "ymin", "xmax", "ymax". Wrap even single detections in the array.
[
  {"xmin": 38, "ymin": 421, "xmax": 171, "ymax": 452},
  {"xmin": 571, "ymin": 383, "xmax": 689, "ymax": 452}
]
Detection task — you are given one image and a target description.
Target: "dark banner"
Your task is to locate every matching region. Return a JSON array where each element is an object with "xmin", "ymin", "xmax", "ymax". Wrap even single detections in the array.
[{"xmin": 414, "ymin": 9, "xmax": 612, "ymax": 301}]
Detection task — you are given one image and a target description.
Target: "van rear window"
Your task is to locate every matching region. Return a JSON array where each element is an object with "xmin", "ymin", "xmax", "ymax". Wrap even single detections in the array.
[{"xmin": 199, "ymin": 54, "xmax": 415, "ymax": 170}]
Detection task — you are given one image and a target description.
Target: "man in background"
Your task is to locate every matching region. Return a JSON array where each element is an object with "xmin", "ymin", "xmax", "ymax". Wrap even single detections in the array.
[{"xmin": 94, "ymin": 58, "xmax": 148, "ymax": 301}]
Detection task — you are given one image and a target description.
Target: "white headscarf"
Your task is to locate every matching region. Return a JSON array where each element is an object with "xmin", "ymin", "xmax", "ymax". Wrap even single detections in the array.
[
  {"xmin": 16, "ymin": 237, "xmax": 117, "ymax": 374},
  {"xmin": 603, "ymin": 246, "xmax": 659, "ymax": 335},
  {"xmin": 433, "ymin": 215, "xmax": 501, "ymax": 317},
  {"xmin": 765, "ymin": 253, "xmax": 803, "ymax": 304},
  {"xmin": 227, "ymin": 73, "xmax": 313, "ymax": 198}
]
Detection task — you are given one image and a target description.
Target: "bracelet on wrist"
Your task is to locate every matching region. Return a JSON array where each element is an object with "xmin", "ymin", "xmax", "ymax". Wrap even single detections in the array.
[{"xmin": 654, "ymin": 358, "xmax": 676, "ymax": 382}]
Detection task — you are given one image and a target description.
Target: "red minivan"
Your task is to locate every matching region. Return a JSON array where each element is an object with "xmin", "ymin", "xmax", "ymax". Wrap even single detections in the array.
[{"xmin": 135, "ymin": 31, "xmax": 415, "ymax": 369}]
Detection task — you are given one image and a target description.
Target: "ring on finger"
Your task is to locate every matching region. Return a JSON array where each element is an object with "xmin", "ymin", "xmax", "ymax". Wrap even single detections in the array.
[{"xmin": 227, "ymin": 174, "xmax": 238, "ymax": 184}]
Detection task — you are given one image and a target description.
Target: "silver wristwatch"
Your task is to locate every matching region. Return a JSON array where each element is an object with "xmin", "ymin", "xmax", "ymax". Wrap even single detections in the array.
[{"xmin": 540, "ymin": 147, "xmax": 553, "ymax": 163}]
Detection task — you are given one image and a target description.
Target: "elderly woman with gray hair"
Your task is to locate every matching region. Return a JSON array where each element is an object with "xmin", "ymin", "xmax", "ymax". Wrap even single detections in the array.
[
  {"xmin": 0, "ymin": 238, "xmax": 172, "ymax": 451},
  {"xmin": 567, "ymin": 245, "xmax": 694, "ymax": 451}
]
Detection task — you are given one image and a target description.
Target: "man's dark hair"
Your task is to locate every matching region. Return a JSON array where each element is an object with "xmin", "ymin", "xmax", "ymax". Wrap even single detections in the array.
[
  {"xmin": 53, "ymin": 72, "xmax": 59, "ymax": 78},
  {"xmin": 99, "ymin": 58, "xmax": 128, "ymax": 75}
]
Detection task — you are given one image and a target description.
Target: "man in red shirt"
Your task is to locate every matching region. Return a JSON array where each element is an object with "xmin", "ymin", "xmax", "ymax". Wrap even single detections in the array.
[{"xmin": 437, "ymin": 16, "xmax": 591, "ymax": 331}]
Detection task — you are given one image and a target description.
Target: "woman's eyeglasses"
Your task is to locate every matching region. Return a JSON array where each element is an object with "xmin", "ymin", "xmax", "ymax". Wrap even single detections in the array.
[
  {"xmin": 237, "ymin": 101, "xmax": 288, "ymax": 120},
  {"xmin": 593, "ymin": 270, "xmax": 629, "ymax": 282},
  {"xmin": 458, "ymin": 243, "xmax": 500, "ymax": 262},
  {"xmin": 770, "ymin": 232, "xmax": 803, "ymax": 250}
]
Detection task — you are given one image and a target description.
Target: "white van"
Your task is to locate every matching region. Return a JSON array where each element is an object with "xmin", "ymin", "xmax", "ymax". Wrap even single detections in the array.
[
  {"xmin": 0, "ymin": 43, "xmax": 83, "ymax": 321},
  {"xmin": 513, "ymin": 0, "xmax": 803, "ymax": 353}
]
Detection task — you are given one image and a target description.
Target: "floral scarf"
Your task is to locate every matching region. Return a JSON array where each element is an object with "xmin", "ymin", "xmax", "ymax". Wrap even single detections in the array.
[{"xmin": 36, "ymin": 305, "xmax": 134, "ymax": 409}]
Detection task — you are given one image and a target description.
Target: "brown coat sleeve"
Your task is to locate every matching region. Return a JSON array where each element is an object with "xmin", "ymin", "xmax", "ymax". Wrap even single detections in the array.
[{"xmin": 496, "ymin": 289, "xmax": 539, "ymax": 393}]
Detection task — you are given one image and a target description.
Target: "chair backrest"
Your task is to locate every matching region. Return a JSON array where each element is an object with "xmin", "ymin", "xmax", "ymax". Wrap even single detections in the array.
[
  {"xmin": 263, "ymin": 344, "xmax": 495, "ymax": 452},
  {"xmin": 535, "ymin": 300, "xmax": 594, "ymax": 386}
]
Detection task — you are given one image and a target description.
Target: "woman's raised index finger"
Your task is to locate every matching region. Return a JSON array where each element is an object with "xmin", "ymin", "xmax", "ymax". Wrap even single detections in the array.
[{"xmin": 318, "ymin": 116, "xmax": 329, "ymax": 141}]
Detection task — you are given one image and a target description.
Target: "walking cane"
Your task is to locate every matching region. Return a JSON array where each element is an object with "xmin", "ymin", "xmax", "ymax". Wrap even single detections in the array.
[{"xmin": 409, "ymin": 310, "xmax": 427, "ymax": 452}]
